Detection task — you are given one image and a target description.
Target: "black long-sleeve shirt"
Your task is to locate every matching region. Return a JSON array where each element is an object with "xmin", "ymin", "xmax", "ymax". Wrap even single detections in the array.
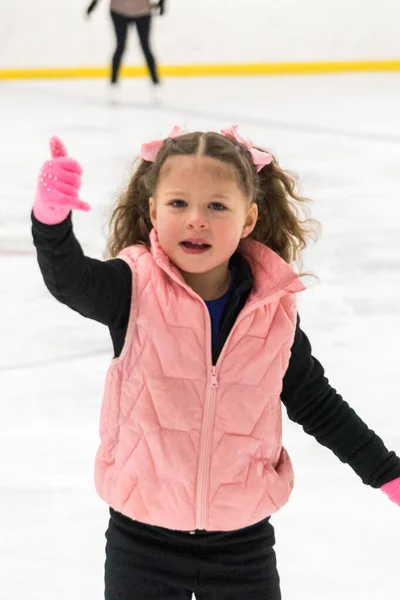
[{"xmin": 32, "ymin": 212, "xmax": 400, "ymax": 489}]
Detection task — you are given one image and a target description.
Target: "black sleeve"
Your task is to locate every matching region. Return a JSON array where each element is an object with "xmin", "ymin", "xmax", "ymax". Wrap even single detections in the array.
[
  {"xmin": 31, "ymin": 212, "xmax": 132, "ymax": 331},
  {"xmin": 281, "ymin": 316, "xmax": 400, "ymax": 488}
]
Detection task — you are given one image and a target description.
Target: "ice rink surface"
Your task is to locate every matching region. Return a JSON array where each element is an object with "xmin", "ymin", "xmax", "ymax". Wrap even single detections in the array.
[{"xmin": 1, "ymin": 73, "xmax": 400, "ymax": 599}]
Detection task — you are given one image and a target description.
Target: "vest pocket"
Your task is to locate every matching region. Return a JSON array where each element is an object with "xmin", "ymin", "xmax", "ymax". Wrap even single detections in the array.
[{"xmin": 262, "ymin": 448, "xmax": 293, "ymax": 509}]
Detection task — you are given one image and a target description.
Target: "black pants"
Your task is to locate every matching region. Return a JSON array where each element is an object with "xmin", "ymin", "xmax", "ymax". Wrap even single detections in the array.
[
  {"xmin": 110, "ymin": 11, "xmax": 159, "ymax": 84},
  {"xmin": 105, "ymin": 509, "xmax": 281, "ymax": 600}
]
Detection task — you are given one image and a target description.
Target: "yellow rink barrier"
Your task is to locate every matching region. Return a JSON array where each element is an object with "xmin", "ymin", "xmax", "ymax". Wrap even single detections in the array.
[{"xmin": 1, "ymin": 60, "xmax": 400, "ymax": 80}]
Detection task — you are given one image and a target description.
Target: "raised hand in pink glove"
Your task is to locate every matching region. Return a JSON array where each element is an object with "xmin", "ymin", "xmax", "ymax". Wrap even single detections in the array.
[
  {"xmin": 33, "ymin": 136, "xmax": 90, "ymax": 225},
  {"xmin": 381, "ymin": 477, "xmax": 400, "ymax": 505}
]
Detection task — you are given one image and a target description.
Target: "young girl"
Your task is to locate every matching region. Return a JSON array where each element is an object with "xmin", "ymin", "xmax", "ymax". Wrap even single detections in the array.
[{"xmin": 32, "ymin": 126, "xmax": 400, "ymax": 600}]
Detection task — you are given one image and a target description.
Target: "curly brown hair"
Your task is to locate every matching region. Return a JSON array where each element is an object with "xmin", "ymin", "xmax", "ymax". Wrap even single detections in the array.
[{"xmin": 105, "ymin": 131, "xmax": 319, "ymax": 270}]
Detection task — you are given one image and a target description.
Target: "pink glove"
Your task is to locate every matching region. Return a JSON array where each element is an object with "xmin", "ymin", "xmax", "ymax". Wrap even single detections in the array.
[
  {"xmin": 381, "ymin": 477, "xmax": 400, "ymax": 505},
  {"xmin": 33, "ymin": 136, "xmax": 90, "ymax": 225}
]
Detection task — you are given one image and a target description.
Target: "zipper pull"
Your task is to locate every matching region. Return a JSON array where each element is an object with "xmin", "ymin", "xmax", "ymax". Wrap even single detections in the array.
[{"xmin": 210, "ymin": 366, "xmax": 219, "ymax": 388}]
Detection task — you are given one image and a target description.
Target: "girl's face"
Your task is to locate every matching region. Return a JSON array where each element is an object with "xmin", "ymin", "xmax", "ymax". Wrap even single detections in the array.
[{"xmin": 149, "ymin": 155, "xmax": 258, "ymax": 282}]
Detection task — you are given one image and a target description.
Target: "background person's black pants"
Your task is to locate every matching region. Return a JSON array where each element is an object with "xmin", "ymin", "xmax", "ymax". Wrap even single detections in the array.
[
  {"xmin": 110, "ymin": 11, "xmax": 159, "ymax": 84},
  {"xmin": 105, "ymin": 509, "xmax": 282, "ymax": 599}
]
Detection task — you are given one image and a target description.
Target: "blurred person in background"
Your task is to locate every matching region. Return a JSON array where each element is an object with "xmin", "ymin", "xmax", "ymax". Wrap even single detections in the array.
[{"xmin": 86, "ymin": 0, "xmax": 165, "ymax": 100}]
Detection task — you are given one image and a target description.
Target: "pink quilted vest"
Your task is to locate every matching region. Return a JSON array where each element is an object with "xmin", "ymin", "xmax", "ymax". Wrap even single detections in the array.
[{"xmin": 94, "ymin": 229, "xmax": 305, "ymax": 531}]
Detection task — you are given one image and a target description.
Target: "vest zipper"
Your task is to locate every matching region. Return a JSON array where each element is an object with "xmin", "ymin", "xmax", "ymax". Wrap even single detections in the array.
[{"xmin": 196, "ymin": 365, "xmax": 219, "ymax": 530}]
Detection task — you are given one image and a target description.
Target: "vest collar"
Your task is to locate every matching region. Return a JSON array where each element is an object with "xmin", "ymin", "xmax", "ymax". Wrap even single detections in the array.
[{"xmin": 238, "ymin": 237, "xmax": 306, "ymax": 301}]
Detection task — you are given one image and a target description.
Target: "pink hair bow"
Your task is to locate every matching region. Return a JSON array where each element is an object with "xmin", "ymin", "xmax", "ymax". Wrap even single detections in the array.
[
  {"xmin": 221, "ymin": 125, "xmax": 273, "ymax": 172},
  {"xmin": 140, "ymin": 126, "xmax": 184, "ymax": 162}
]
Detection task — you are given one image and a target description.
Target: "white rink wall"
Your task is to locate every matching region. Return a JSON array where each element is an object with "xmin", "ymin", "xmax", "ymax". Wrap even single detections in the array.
[{"xmin": 1, "ymin": 0, "xmax": 400, "ymax": 69}]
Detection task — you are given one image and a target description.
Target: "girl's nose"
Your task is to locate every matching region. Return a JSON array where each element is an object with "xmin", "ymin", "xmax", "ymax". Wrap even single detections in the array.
[{"xmin": 187, "ymin": 209, "xmax": 209, "ymax": 229}]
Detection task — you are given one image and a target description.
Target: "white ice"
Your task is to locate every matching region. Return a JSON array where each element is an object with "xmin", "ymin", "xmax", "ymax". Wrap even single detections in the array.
[{"xmin": 1, "ymin": 74, "xmax": 400, "ymax": 599}]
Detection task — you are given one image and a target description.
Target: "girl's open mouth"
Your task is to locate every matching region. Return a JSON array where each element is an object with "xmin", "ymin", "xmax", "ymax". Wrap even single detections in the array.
[{"xmin": 180, "ymin": 241, "xmax": 211, "ymax": 254}]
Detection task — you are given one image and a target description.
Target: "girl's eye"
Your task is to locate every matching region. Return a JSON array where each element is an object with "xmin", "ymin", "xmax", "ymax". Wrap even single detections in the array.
[
  {"xmin": 209, "ymin": 202, "xmax": 227, "ymax": 211},
  {"xmin": 169, "ymin": 200, "xmax": 187, "ymax": 208}
]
